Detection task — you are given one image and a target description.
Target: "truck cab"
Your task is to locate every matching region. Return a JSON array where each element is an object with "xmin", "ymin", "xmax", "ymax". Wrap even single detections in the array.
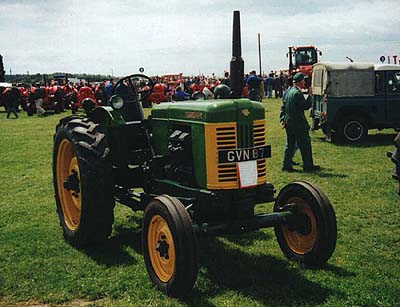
[
  {"xmin": 311, "ymin": 62, "xmax": 400, "ymax": 143},
  {"xmin": 288, "ymin": 46, "xmax": 321, "ymax": 88}
]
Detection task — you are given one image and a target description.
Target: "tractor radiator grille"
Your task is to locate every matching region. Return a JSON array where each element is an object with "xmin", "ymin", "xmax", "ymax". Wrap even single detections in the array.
[
  {"xmin": 216, "ymin": 126, "xmax": 237, "ymax": 183},
  {"xmin": 238, "ymin": 123, "xmax": 253, "ymax": 148},
  {"xmin": 254, "ymin": 121, "xmax": 267, "ymax": 180},
  {"xmin": 205, "ymin": 120, "xmax": 267, "ymax": 189}
]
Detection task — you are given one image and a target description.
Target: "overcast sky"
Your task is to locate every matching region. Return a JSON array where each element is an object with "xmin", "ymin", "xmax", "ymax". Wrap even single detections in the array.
[{"xmin": 1, "ymin": 0, "xmax": 399, "ymax": 77}]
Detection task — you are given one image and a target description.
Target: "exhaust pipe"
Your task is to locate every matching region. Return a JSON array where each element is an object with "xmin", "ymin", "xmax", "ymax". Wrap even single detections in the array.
[{"xmin": 229, "ymin": 11, "xmax": 244, "ymax": 99}]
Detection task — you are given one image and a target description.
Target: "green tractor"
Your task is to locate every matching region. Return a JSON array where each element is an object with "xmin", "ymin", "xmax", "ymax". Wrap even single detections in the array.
[{"xmin": 53, "ymin": 11, "xmax": 337, "ymax": 297}]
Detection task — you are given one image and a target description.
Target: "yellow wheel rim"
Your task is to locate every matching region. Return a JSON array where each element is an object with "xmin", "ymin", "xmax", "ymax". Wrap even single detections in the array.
[
  {"xmin": 148, "ymin": 215, "xmax": 176, "ymax": 282},
  {"xmin": 56, "ymin": 139, "xmax": 82, "ymax": 231},
  {"xmin": 281, "ymin": 197, "xmax": 317, "ymax": 255}
]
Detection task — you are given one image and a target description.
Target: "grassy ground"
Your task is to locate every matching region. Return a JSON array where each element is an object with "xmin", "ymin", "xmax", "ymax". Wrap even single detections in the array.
[{"xmin": 0, "ymin": 100, "xmax": 399, "ymax": 307}]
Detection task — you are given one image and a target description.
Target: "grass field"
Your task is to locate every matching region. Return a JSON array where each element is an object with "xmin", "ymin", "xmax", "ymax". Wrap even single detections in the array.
[{"xmin": 0, "ymin": 99, "xmax": 399, "ymax": 307}]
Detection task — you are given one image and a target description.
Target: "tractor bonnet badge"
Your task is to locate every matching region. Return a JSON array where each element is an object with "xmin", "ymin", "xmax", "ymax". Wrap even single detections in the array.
[
  {"xmin": 184, "ymin": 111, "xmax": 203, "ymax": 119},
  {"xmin": 241, "ymin": 109, "xmax": 250, "ymax": 116}
]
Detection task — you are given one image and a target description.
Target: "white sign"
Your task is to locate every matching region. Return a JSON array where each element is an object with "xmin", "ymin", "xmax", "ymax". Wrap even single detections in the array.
[{"xmin": 237, "ymin": 160, "xmax": 258, "ymax": 188}]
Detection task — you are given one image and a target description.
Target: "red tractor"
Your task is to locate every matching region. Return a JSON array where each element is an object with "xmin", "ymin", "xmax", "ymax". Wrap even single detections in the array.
[
  {"xmin": 47, "ymin": 85, "xmax": 65, "ymax": 112},
  {"xmin": 288, "ymin": 45, "xmax": 321, "ymax": 87},
  {"xmin": 149, "ymin": 83, "xmax": 167, "ymax": 105},
  {"xmin": 71, "ymin": 85, "xmax": 98, "ymax": 114}
]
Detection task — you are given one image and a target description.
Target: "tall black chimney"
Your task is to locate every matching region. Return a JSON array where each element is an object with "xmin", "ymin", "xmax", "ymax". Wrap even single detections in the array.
[
  {"xmin": 0, "ymin": 55, "xmax": 5, "ymax": 82},
  {"xmin": 229, "ymin": 11, "xmax": 244, "ymax": 98}
]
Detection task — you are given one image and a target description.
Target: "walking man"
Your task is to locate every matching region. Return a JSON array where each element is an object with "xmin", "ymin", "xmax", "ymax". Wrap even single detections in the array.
[{"xmin": 282, "ymin": 73, "xmax": 320, "ymax": 172}]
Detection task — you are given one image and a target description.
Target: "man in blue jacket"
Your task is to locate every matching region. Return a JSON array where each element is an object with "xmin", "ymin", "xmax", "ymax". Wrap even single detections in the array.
[
  {"xmin": 246, "ymin": 70, "xmax": 262, "ymax": 101},
  {"xmin": 282, "ymin": 73, "xmax": 320, "ymax": 172},
  {"xmin": 264, "ymin": 73, "xmax": 274, "ymax": 98}
]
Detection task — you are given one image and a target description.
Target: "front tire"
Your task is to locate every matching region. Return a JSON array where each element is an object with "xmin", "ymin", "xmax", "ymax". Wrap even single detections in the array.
[
  {"xmin": 274, "ymin": 181, "xmax": 337, "ymax": 267},
  {"xmin": 143, "ymin": 195, "xmax": 198, "ymax": 297},
  {"xmin": 53, "ymin": 116, "xmax": 115, "ymax": 245}
]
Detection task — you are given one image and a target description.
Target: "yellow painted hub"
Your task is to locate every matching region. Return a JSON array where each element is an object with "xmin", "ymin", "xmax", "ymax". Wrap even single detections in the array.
[
  {"xmin": 148, "ymin": 215, "xmax": 176, "ymax": 282},
  {"xmin": 281, "ymin": 197, "xmax": 317, "ymax": 255},
  {"xmin": 56, "ymin": 139, "xmax": 82, "ymax": 231}
]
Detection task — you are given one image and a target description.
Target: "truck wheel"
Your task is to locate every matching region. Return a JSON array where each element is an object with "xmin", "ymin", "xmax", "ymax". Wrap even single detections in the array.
[
  {"xmin": 338, "ymin": 116, "xmax": 367, "ymax": 143},
  {"xmin": 53, "ymin": 116, "xmax": 114, "ymax": 246},
  {"xmin": 143, "ymin": 195, "xmax": 198, "ymax": 297},
  {"xmin": 274, "ymin": 181, "xmax": 337, "ymax": 267}
]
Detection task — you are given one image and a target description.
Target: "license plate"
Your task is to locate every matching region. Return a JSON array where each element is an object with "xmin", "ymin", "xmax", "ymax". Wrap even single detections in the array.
[{"xmin": 218, "ymin": 145, "xmax": 271, "ymax": 164}]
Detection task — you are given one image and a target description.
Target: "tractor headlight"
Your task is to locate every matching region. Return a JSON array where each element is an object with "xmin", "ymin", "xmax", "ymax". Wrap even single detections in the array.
[{"xmin": 110, "ymin": 95, "xmax": 124, "ymax": 110}]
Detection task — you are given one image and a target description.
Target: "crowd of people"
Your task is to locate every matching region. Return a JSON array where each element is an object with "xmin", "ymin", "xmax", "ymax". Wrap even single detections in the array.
[
  {"xmin": 157, "ymin": 70, "xmax": 289, "ymax": 102},
  {"xmin": 0, "ymin": 80, "xmax": 115, "ymax": 117},
  {"xmin": 0, "ymin": 70, "xmax": 290, "ymax": 118}
]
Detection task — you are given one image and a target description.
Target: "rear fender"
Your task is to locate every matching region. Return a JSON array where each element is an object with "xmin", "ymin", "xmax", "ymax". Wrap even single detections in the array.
[{"xmin": 88, "ymin": 106, "xmax": 124, "ymax": 127}]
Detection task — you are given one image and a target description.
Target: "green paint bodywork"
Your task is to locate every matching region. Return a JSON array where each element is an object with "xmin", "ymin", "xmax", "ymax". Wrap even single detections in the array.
[
  {"xmin": 151, "ymin": 99, "xmax": 265, "ymax": 188},
  {"xmin": 151, "ymin": 99, "xmax": 264, "ymax": 123}
]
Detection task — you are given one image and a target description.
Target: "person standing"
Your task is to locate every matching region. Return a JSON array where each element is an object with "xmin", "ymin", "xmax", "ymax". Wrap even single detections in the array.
[
  {"xmin": 280, "ymin": 76, "xmax": 299, "ymax": 167},
  {"xmin": 104, "ymin": 79, "xmax": 114, "ymax": 100},
  {"xmin": 259, "ymin": 74, "xmax": 265, "ymax": 101},
  {"xmin": 246, "ymin": 70, "xmax": 261, "ymax": 101},
  {"xmin": 221, "ymin": 71, "xmax": 230, "ymax": 87},
  {"xmin": 34, "ymin": 84, "xmax": 46, "ymax": 116},
  {"xmin": 3, "ymin": 87, "xmax": 19, "ymax": 119},
  {"xmin": 282, "ymin": 72, "xmax": 319, "ymax": 172},
  {"xmin": 279, "ymin": 76, "xmax": 293, "ymax": 124},
  {"xmin": 274, "ymin": 74, "xmax": 282, "ymax": 98},
  {"xmin": 264, "ymin": 73, "xmax": 274, "ymax": 99}
]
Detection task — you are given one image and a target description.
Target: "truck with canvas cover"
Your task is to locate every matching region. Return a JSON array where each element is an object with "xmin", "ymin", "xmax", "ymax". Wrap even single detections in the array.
[{"xmin": 311, "ymin": 62, "xmax": 400, "ymax": 143}]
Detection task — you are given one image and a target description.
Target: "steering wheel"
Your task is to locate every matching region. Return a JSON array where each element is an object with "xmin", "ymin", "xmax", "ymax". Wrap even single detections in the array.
[{"xmin": 113, "ymin": 74, "xmax": 154, "ymax": 102}]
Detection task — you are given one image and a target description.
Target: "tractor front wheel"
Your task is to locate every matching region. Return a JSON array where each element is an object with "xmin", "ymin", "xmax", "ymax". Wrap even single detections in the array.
[
  {"xmin": 274, "ymin": 181, "xmax": 337, "ymax": 267},
  {"xmin": 143, "ymin": 195, "xmax": 198, "ymax": 297},
  {"xmin": 53, "ymin": 116, "xmax": 115, "ymax": 246}
]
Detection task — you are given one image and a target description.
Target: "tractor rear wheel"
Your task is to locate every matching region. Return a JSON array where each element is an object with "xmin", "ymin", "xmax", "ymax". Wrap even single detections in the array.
[
  {"xmin": 274, "ymin": 181, "xmax": 337, "ymax": 267},
  {"xmin": 143, "ymin": 195, "xmax": 198, "ymax": 297},
  {"xmin": 53, "ymin": 116, "xmax": 115, "ymax": 246}
]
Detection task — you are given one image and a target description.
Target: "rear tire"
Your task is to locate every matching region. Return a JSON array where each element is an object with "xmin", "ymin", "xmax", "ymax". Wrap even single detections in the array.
[
  {"xmin": 53, "ymin": 116, "xmax": 115, "ymax": 246},
  {"xmin": 337, "ymin": 116, "xmax": 367, "ymax": 143},
  {"xmin": 274, "ymin": 181, "xmax": 337, "ymax": 267},
  {"xmin": 143, "ymin": 195, "xmax": 198, "ymax": 297}
]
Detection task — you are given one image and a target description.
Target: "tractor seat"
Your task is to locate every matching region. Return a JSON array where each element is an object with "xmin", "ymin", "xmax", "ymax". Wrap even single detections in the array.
[{"xmin": 115, "ymin": 82, "xmax": 144, "ymax": 122}]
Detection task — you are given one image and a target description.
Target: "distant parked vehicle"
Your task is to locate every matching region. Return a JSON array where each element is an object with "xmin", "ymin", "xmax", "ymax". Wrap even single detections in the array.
[{"xmin": 311, "ymin": 63, "xmax": 400, "ymax": 143}]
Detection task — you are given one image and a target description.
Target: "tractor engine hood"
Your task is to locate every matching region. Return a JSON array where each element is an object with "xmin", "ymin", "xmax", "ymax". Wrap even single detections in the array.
[{"xmin": 151, "ymin": 99, "xmax": 265, "ymax": 123}]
